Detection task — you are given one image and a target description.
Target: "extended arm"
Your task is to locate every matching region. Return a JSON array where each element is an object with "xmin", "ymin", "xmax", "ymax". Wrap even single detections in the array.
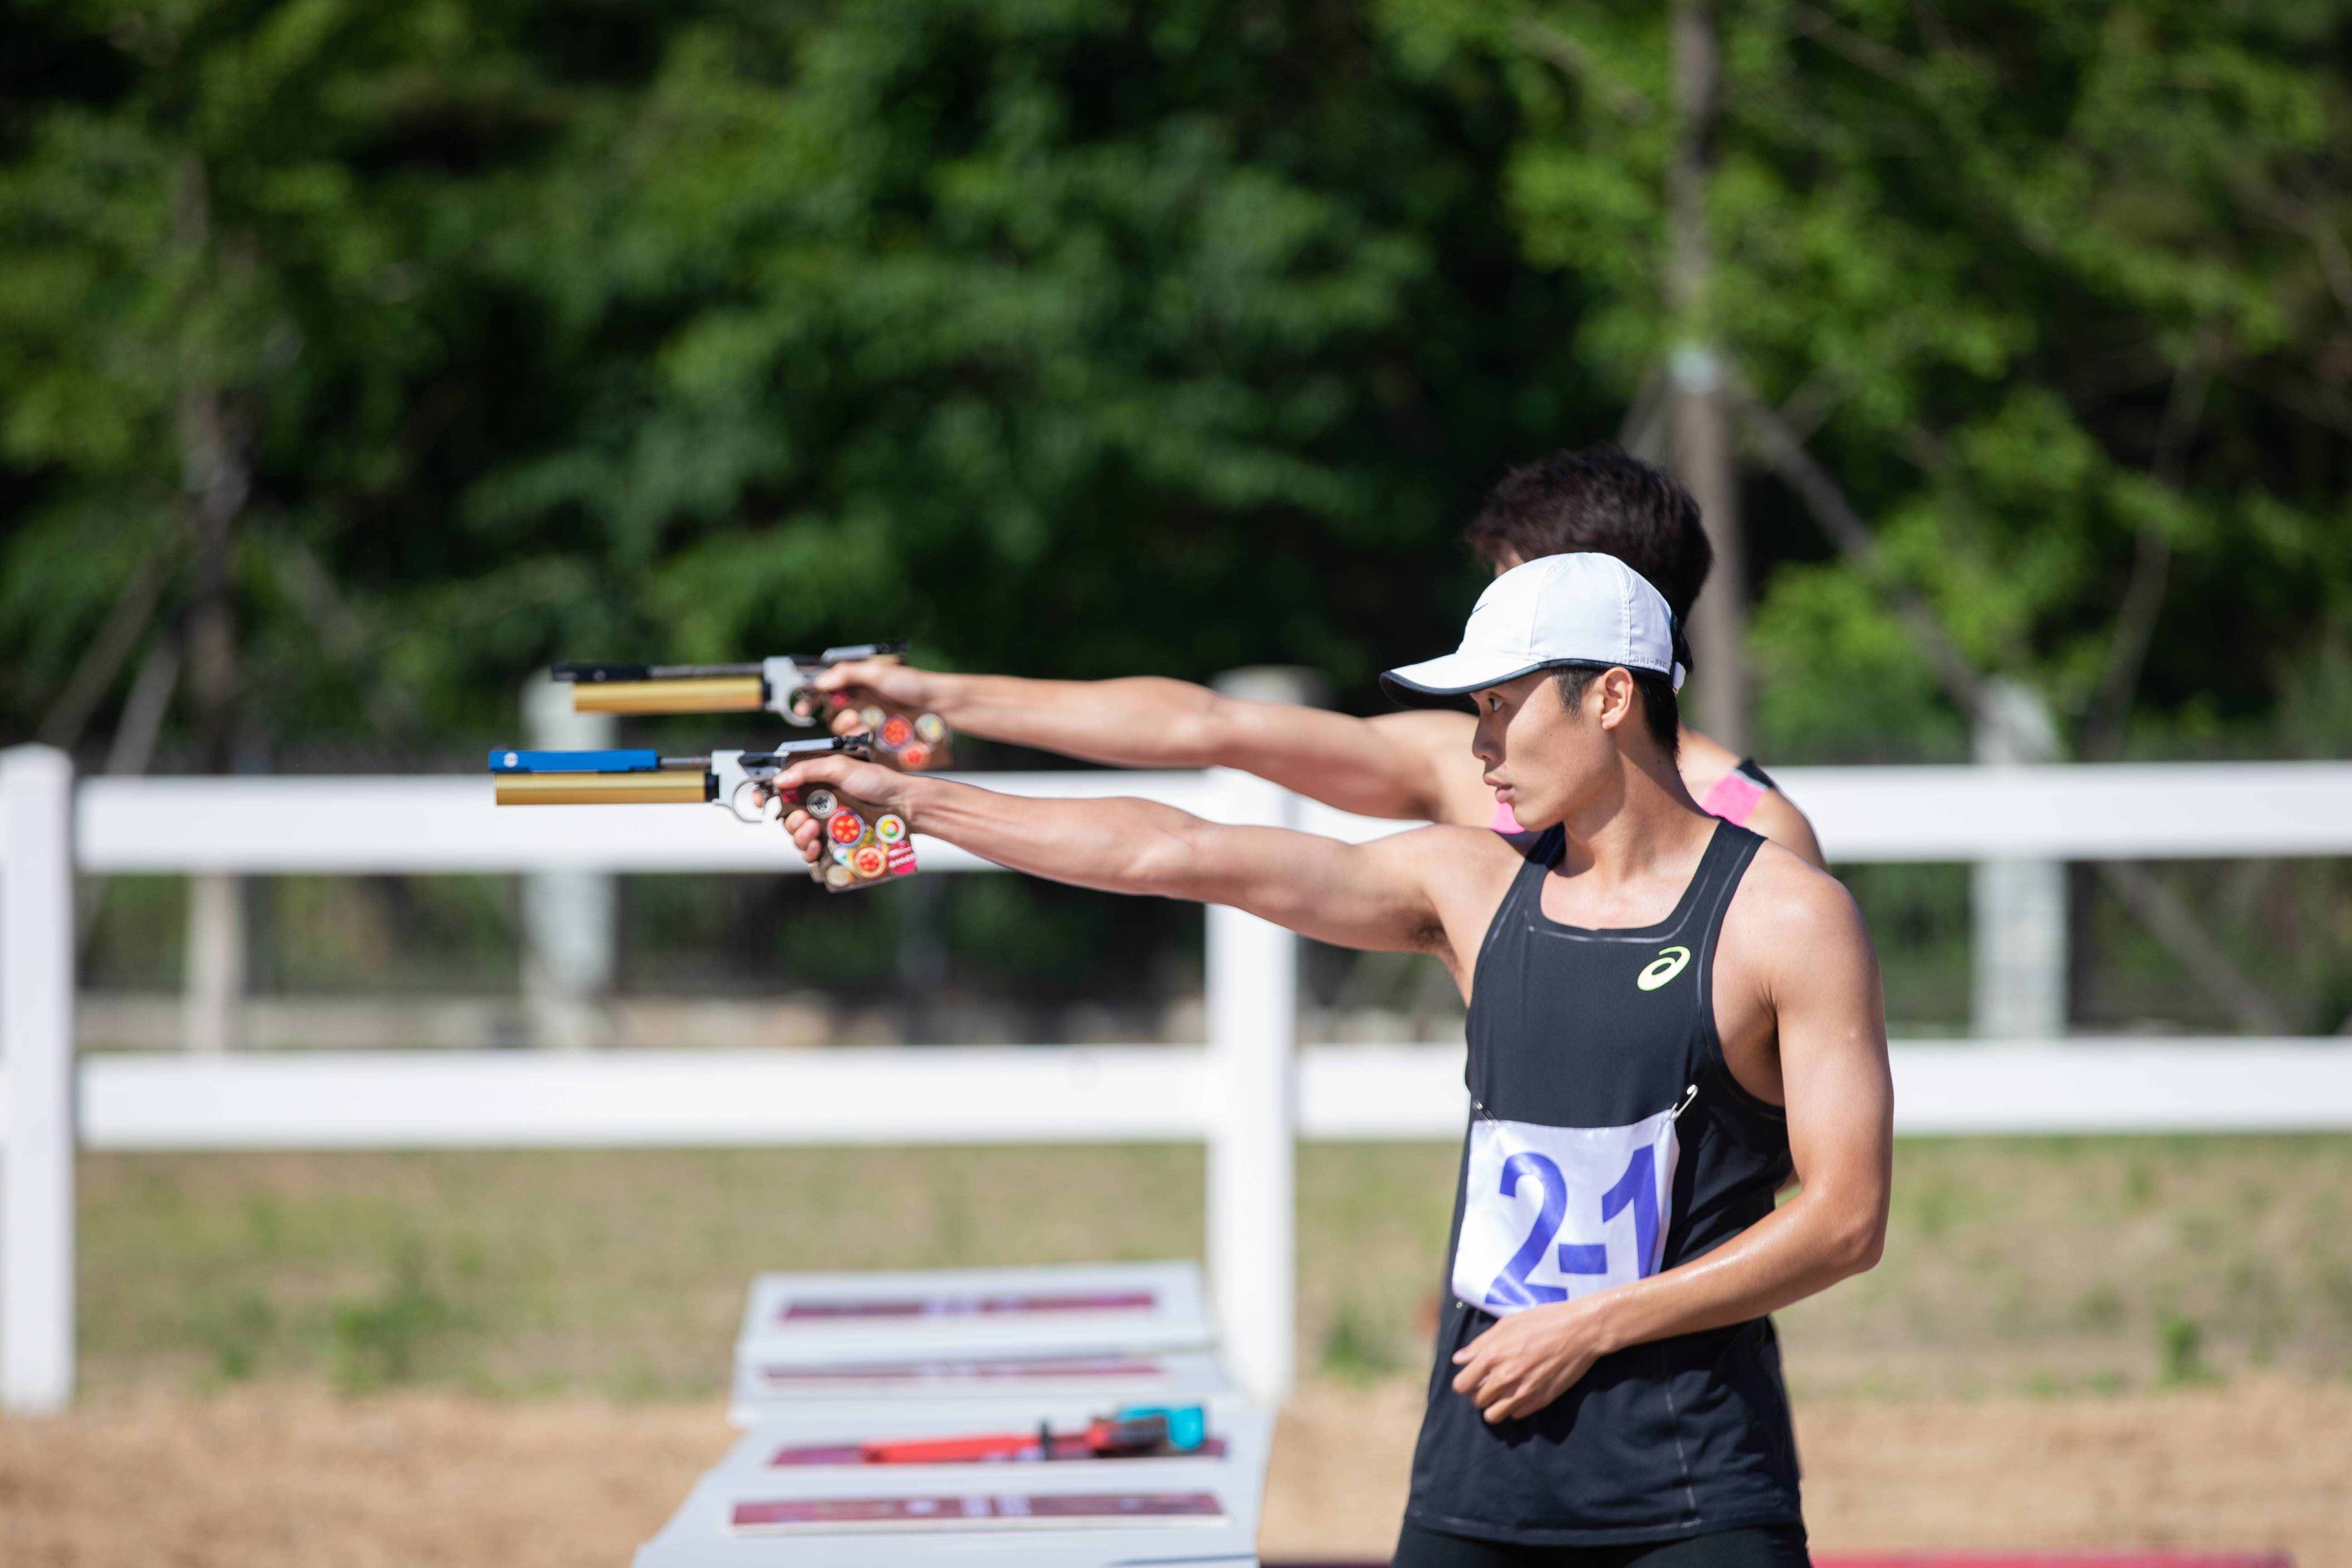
[
  {"xmin": 774, "ymin": 752, "xmax": 1492, "ymax": 960},
  {"xmin": 812, "ymin": 659, "xmax": 1480, "ymax": 822},
  {"xmin": 1449, "ymin": 866, "xmax": 1892, "ymax": 1421}
]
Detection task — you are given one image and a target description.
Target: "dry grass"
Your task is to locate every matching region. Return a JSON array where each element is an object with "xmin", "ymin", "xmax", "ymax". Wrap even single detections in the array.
[
  {"xmin": 1781, "ymin": 1134, "xmax": 2352, "ymax": 1398},
  {"xmin": 0, "ymin": 1386, "xmax": 720, "ymax": 1568},
  {"xmin": 78, "ymin": 1137, "xmax": 2352, "ymax": 1401},
  {"xmin": 30, "ymin": 1136, "xmax": 2352, "ymax": 1564},
  {"xmin": 6, "ymin": 1376, "xmax": 2349, "ymax": 1567},
  {"xmin": 1265, "ymin": 1375, "xmax": 2352, "ymax": 1564}
]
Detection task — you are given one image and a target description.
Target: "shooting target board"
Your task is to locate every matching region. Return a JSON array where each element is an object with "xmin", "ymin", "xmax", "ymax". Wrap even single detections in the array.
[
  {"xmin": 727, "ymin": 1348, "xmax": 1232, "ymax": 1430},
  {"xmin": 734, "ymin": 1262, "xmax": 1210, "ymax": 1363},
  {"xmin": 641, "ymin": 1263, "xmax": 1264, "ymax": 1566},
  {"xmin": 632, "ymin": 1439, "xmax": 1265, "ymax": 1568}
]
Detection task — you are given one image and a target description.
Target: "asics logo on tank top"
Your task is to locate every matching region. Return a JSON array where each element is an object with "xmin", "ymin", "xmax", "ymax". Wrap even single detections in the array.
[{"xmin": 1636, "ymin": 945, "xmax": 1691, "ymax": 991}]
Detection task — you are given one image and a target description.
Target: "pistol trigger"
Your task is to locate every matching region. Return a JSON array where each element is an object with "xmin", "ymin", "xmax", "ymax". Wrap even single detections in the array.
[{"xmin": 729, "ymin": 780, "xmax": 782, "ymax": 825}]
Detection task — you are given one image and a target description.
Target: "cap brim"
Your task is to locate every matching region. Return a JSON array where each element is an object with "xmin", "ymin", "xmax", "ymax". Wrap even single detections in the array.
[{"xmin": 1378, "ymin": 653, "xmax": 1552, "ymax": 710}]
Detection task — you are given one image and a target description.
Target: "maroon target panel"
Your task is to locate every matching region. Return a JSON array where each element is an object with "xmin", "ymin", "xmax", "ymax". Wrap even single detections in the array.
[
  {"xmin": 730, "ymin": 1490, "xmax": 1227, "ymax": 1534},
  {"xmin": 754, "ymin": 1353, "xmax": 1168, "ymax": 1391},
  {"xmin": 779, "ymin": 1289, "xmax": 1159, "ymax": 1325}
]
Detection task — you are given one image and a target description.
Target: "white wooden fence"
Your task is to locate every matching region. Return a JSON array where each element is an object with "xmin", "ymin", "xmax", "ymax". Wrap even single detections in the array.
[{"xmin": 5, "ymin": 746, "xmax": 2352, "ymax": 1414}]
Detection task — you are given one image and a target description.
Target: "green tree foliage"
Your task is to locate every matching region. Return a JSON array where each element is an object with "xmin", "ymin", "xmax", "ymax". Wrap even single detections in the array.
[
  {"xmin": 0, "ymin": 0, "xmax": 598, "ymax": 753},
  {"xmin": 1382, "ymin": 0, "xmax": 2352, "ymax": 761},
  {"xmin": 3, "ymin": 3, "xmax": 2348, "ymax": 757},
  {"xmin": 1, "ymin": 0, "xmax": 1587, "ymax": 757},
  {"xmin": 7, "ymin": 1, "xmax": 2349, "ymax": 1026}
]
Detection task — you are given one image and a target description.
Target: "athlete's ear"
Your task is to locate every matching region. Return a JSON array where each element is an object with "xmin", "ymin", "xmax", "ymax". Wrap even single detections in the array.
[{"xmin": 1592, "ymin": 667, "xmax": 1637, "ymax": 734}]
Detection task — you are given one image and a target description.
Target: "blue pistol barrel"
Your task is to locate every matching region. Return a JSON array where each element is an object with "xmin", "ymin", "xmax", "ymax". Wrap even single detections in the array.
[{"xmin": 488, "ymin": 749, "xmax": 712, "ymax": 805}]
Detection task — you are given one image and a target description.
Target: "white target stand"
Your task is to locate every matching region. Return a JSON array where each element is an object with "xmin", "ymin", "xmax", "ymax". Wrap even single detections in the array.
[{"xmin": 641, "ymin": 1261, "xmax": 1270, "ymax": 1567}]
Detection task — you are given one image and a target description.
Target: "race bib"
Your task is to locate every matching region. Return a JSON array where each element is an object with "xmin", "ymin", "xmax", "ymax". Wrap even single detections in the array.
[{"xmin": 1450, "ymin": 1105, "xmax": 1681, "ymax": 1315}]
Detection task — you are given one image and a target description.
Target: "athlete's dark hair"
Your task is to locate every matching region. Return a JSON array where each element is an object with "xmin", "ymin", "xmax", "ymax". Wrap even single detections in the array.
[
  {"xmin": 1464, "ymin": 448, "xmax": 1713, "ymax": 622},
  {"xmin": 1552, "ymin": 666, "xmax": 1681, "ymax": 760}
]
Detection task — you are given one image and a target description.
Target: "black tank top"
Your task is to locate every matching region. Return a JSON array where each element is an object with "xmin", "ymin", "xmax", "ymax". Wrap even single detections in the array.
[{"xmin": 1405, "ymin": 819, "xmax": 1803, "ymax": 1547}]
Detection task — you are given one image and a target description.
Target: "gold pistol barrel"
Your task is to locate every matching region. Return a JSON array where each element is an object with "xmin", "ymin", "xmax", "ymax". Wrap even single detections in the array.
[
  {"xmin": 570, "ymin": 676, "xmax": 764, "ymax": 715},
  {"xmin": 494, "ymin": 773, "xmax": 711, "ymax": 805}
]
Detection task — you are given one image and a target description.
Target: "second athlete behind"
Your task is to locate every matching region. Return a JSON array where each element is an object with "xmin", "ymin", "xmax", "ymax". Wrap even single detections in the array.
[{"xmin": 807, "ymin": 448, "xmax": 1826, "ymax": 867}]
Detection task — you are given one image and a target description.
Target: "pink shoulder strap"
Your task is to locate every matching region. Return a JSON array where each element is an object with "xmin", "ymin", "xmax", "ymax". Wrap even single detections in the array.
[{"xmin": 1698, "ymin": 769, "xmax": 1768, "ymax": 827}]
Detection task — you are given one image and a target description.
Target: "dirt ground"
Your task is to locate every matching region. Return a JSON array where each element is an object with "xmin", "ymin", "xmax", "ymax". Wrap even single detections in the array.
[
  {"xmin": 5, "ymin": 1376, "xmax": 2347, "ymax": 1568},
  {"xmin": 34, "ymin": 1139, "xmax": 2352, "ymax": 1565}
]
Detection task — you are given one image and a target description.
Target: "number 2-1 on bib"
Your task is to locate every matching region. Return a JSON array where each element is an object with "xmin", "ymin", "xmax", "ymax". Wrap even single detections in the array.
[{"xmin": 1450, "ymin": 1104, "xmax": 1681, "ymax": 1314}]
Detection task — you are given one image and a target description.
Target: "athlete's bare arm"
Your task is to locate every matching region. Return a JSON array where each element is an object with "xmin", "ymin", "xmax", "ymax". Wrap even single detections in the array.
[
  {"xmin": 814, "ymin": 657, "xmax": 1828, "ymax": 864},
  {"xmin": 812, "ymin": 659, "xmax": 1475, "ymax": 821},
  {"xmin": 1446, "ymin": 847, "xmax": 1891, "ymax": 1422},
  {"xmin": 772, "ymin": 752, "xmax": 1517, "ymax": 970}
]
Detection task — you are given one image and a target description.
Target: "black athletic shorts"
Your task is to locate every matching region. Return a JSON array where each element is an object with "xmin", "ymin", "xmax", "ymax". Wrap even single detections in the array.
[{"xmin": 1392, "ymin": 1521, "xmax": 1810, "ymax": 1568}]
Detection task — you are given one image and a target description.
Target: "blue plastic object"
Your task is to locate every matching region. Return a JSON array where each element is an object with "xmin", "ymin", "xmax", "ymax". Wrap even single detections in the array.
[
  {"xmin": 487, "ymin": 748, "xmax": 663, "ymax": 774},
  {"xmin": 1116, "ymin": 1404, "xmax": 1207, "ymax": 1453}
]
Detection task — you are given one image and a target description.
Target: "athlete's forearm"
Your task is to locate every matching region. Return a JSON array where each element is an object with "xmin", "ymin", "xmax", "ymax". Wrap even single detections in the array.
[
  {"xmin": 895, "ymin": 772, "xmax": 1221, "ymax": 897},
  {"xmin": 939, "ymin": 676, "xmax": 1455, "ymax": 821},
  {"xmin": 818, "ymin": 661, "xmax": 1455, "ymax": 821},
  {"xmin": 1584, "ymin": 1181, "xmax": 1884, "ymax": 1355},
  {"xmin": 1447, "ymin": 1173, "xmax": 1885, "ymax": 1423},
  {"xmin": 915, "ymin": 674, "xmax": 1234, "ymax": 769},
  {"xmin": 905, "ymin": 773, "xmax": 1443, "ymax": 944},
  {"xmin": 780, "ymin": 756, "xmax": 1455, "ymax": 955}
]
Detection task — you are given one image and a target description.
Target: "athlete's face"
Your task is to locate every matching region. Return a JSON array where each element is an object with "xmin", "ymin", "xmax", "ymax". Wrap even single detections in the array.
[{"xmin": 1469, "ymin": 669, "xmax": 1627, "ymax": 830}]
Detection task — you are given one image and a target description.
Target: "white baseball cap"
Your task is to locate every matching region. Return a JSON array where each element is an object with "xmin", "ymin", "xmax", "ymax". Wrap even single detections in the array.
[{"xmin": 1381, "ymin": 553, "xmax": 1686, "ymax": 706}]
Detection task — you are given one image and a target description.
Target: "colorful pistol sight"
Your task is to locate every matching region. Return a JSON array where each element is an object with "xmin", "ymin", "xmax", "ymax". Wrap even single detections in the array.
[
  {"xmin": 550, "ymin": 645, "xmax": 951, "ymax": 770},
  {"xmin": 487, "ymin": 736, "xmax": 916, "ymax": 892}
]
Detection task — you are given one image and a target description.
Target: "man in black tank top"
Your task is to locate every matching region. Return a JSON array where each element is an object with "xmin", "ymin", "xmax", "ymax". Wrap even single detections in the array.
[{"xmin": 771, "ymin": 553, "xmax": 1894, "ymax": 1568}]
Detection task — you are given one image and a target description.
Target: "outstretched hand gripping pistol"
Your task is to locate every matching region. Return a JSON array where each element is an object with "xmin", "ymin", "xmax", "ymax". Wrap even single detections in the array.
[
  {"xmin": 551, "ymin": 643, "xmax": 951, "ymax": 770},
  {"xmin": 487, "ymin": 735, "xmax": 916, "ymax": 892}
]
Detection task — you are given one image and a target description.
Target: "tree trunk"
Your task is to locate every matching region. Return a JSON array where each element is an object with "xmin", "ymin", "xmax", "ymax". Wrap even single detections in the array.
[
  {"xmin": 174, "ymin": 156, "xmax": 253, "ymax": 1054},
  {"xmin": 180, "ymin": 383, "xmax": 244, "ymax": 773},
  {"xmin": 1665, "ymin": 0, "xmax": 1748, "ymax": 752},
  {"xmin": 174, "ymin": 157, "xmax": 249, "ymax": 773}
]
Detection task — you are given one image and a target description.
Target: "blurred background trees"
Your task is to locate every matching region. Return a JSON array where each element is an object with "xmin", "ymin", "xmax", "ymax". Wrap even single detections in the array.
[{"xmin": 5, "ymin": 0, "xmax": 2350, "ymax": 1031}]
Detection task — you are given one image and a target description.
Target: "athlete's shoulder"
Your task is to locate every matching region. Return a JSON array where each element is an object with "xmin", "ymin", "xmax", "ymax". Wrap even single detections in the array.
[
  {"xmin": 1675, "ymin": 724, "xmax": 1746, "ymax": 794},
  {"xmin": 1738, "ymin": 781, "xmax": 1827, "ymax": 870},
  {"xmin": 1725, "ymin": 837, "xmax": 1869, "ymax": 957}
]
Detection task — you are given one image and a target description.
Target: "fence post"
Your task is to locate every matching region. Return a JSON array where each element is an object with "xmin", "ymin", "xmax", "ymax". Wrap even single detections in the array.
[
  {"xmin": 182, "ymin": 872, "xmax": 244, "ymax": 1052},
  {"xmin": 1972, "ymin": 679, "xmax": 2067, "ymax": 1039},
  {"xmin": 3, "ymin": 745, "xmax": 76, "ymax": 1411},
  {"xmin": 1203, "ymin": 768, "xmax": 1298, "ymax": 1405},
  {"xmin": 523, "ymin": 673, "xmax": 617, "ymax": 1048}
]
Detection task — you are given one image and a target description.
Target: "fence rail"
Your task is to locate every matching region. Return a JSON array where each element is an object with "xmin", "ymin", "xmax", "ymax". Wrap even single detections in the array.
[
  {"xmin": 6, "ymin": 748, "xmax": 2352, "ymax": 1414},
  {"xmin": 7, "ymin": 760, "xmax": 2351, "ymax": 872},
  {"xmin": 15, "ymin": 1039, "xmax": 2352, "ymax": 1152}
]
